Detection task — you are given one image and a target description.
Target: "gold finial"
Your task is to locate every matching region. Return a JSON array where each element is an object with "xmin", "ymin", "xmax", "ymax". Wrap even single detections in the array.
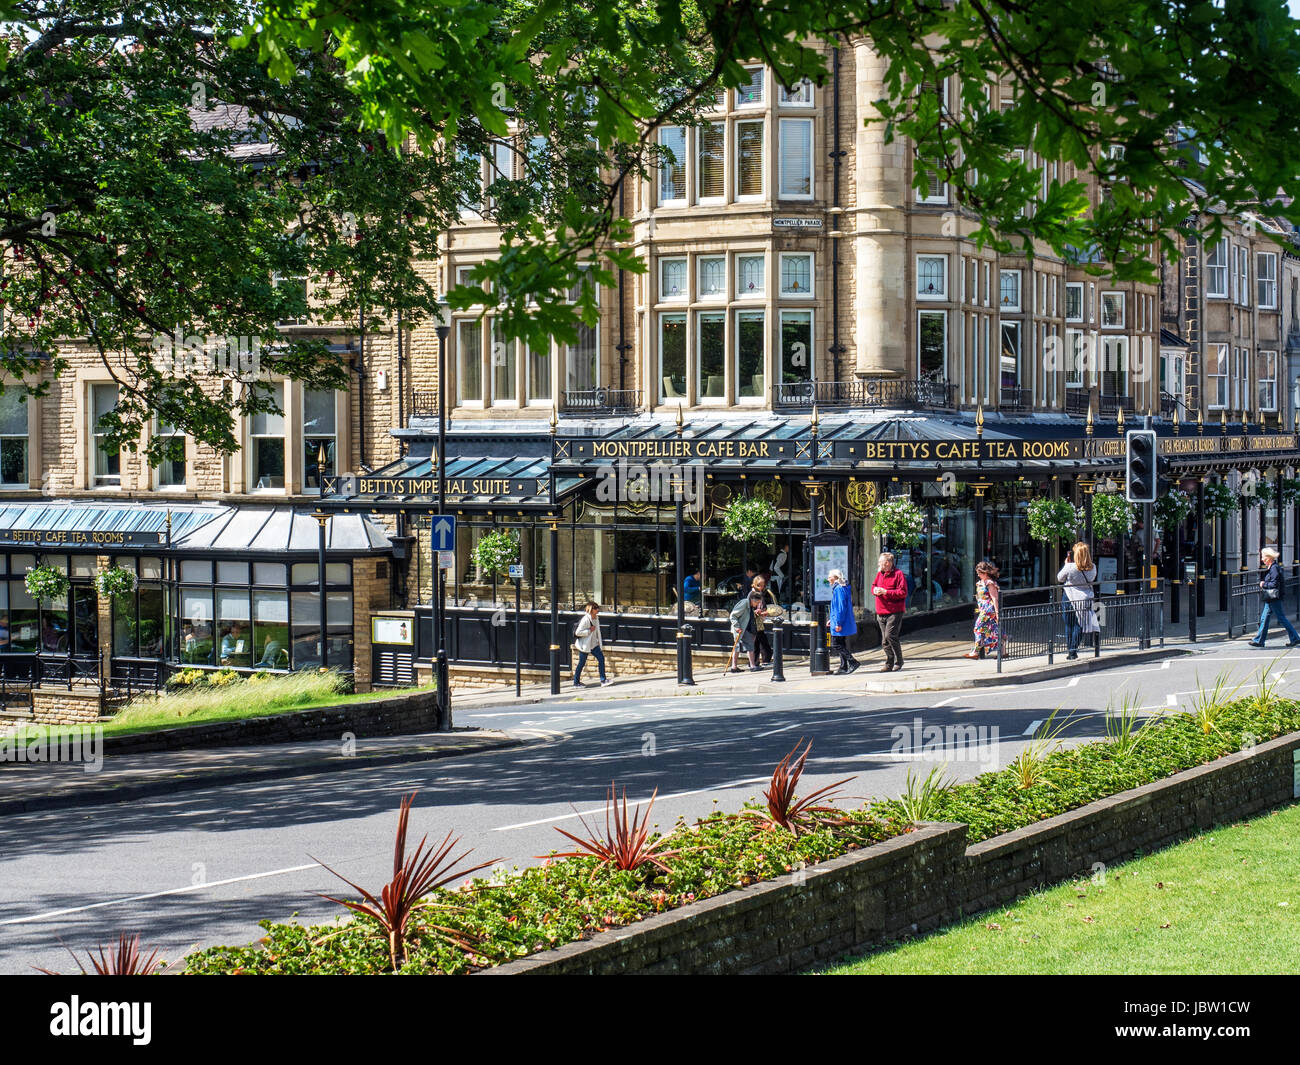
[
  {"xmin": 1085, "ymin": 405, "xmax": 1094, "ymax": 436},
  {"xmin": 1243, "ymin": 413, "xmax": 1251, "ymax": 434},
  {"xmin": 317, "ymin": 442, "xmax": 327, "ymax": 469},
  {"xmin": 1172, "ymin": 405, "xmax": 1180, "ymax": 434},
  {"xmin": 675, "ymin": 403, "xmax": 684, "ymax": 435},
  {"xmin": 549, "ymin": 405, "xmax": 558, "ymax": 435},
  {"xmin": 811, "ymin": 405, "xmax": 820, "ymax": 435},
  {"xmin": 1220, "ymin": 408, "xmax": 1227, "ymax": 434},
  {"xmin": 1293, "ymin": 410, "xmax": 1298, "ymax": 434},
  {"xmin": 976, "ymin": 404, "xmax": 985, "ymax": 436},
  {"xmin": 1197, "ymin": 408, "xmax": 1204, "ymax": 435},
  {"xmin": 1116, "ymin": 407, "xmax": 1125, "ymax": 434}
]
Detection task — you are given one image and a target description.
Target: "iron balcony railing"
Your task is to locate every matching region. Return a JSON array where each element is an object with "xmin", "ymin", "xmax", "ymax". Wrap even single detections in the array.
[
  {"xmin": 772, "ymin": 378, "xmax": 957, "ymax": 411},
  {"xmin": 1065, "ymin": 389, "xmax": 1137, "ymax": 417},
  {"xmin": 560, "ymin": 388, "xmax": 642, "ymax": 415},
  {"xmin": 998, "ymin": 385, "xmax": 1031, "ymax": 412}
]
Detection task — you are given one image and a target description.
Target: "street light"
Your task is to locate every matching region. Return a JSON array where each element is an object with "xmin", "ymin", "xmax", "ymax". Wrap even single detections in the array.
[
  {"xmin": 434, "ymin": 299, "xmax": 451, "ymax": 730},
  {"xmin": 309, "ymin": 509, "xmax": 330, "ymax": 670}
]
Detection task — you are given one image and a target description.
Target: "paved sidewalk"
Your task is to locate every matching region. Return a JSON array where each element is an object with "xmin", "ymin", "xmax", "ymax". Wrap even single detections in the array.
[
  {"xmin": 0, "ymin": 727, "xmax": 552, "ymax": 816},
  {"xmin": 451, "ymin": 604, "xmax": 1240, "ymax": 704}
]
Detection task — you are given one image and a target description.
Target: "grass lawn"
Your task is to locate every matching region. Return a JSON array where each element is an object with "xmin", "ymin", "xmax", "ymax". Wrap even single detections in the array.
[
  {"xmin": 821, "ymin": 802, "xmax": 1300, "ymax": 975},
  {"xmin": 9, "ymin": 673, "xmax": 431, "ymax": 742}
]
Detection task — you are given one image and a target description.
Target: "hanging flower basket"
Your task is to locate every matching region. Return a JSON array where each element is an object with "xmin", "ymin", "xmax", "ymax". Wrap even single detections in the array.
[
  {"xmin": 1026, "ymin": 498, "xmax": 1084, "ymax": 544},
  {"xmin": 721, "ymin": 496, "xmax": 778, "ymax": 543},
  {"xmin": 1090, "ymin": 492, "xmax": 1134, "ymax": 540},
  {"xmin": 95, "ymin": 565, "xmax": 137, "ymax": 601},
  {"xmin": 1154, "ymin": 487, "xmax": 1193, "ymax": 530},
  {"xmin": 1202, "ymin": 481, "xmax": 1239, "ymax": 520},
  {"xmin": 1279, "ymin": 478, "xmax": 1300, "ymax": 508},
  {"xmin": 471, "ymin": 529, "xmax": 520, "ymax": 579},
  {"xmin": 1242, "ymin": 479, "xmax": 1275, "ymax": 509},
  {"xmin": 870, "ymin": 495, "xmax": 924, "ymax": 548},
  {"xmin": 25, "ymin": 563, "xmax": 69, "ymax": 603}
]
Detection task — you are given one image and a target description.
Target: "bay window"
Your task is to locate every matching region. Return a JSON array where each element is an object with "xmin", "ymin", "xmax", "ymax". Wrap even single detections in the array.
[
  {"xmin": 780, "ymin": 310, "xmax": 813, "ymax": 385},
  {"xmin": 917, "ymin": 255, "xmax": 947, "ymax": 299},
  {"xmin": 918, "ymin": 311, "xmax": 946, "ymax": 382},
  {"xmin": 697, "ymin": 312, "xmax": 726, "ymax": 400},
  {"xmin": 660, "ymin": 257, "xmax": 688, "ymax": 301},
  {"xmin": 660, "ymin": 313, "xmax": 687, "ymax": 402},
  {"xmin": 735, "ymin": 309, "xmax": 765, "ymax": 402}
]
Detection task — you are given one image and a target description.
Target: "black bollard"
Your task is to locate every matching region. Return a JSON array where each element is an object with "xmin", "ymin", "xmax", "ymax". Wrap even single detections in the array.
[
  {"xmin": 771, "ymin": 620, "xmax": 786, "ymax": 682},
  {"xmin": 681, "ymin": 623, "xmax": 695, "ymax": 686}
]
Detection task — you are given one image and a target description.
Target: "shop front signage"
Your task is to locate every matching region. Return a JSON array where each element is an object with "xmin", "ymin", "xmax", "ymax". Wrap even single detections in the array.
[{"xmin": 0, "ymin": 528, "xmax": 168, "ymax": 547}]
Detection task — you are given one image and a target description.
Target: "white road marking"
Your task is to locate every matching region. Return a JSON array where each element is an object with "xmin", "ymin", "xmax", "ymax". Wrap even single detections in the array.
[
  {"xmin": 0, "ymin": 863, "xmax": 324, "ymax": 926},
  {"xmin": 754, "ymin": 723, "xmax": 800, "ymax": 738},
  {"xmin": 1023, "ymin": 719, "xmax": 1044, "ymax": 736},
  {"xmin": 493, "ymin": 777, "xmax": 770, "ymax": 832},
  {"xmin": 1067, "ymin": 677, "xmax": 1081, "ymax": 687},
  {"xmin": 932, "ymin": 695, "xmax": 962, "ymax": 707}
]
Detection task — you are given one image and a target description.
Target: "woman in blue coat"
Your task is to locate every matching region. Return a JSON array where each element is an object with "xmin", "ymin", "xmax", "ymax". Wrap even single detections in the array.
[{"xmin": 828, "ymin": 569, "xmax": 860, "ymax": 674}]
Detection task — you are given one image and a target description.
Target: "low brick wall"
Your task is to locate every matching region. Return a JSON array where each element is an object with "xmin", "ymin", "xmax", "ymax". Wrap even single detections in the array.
[
  {"xmin": 482, "ymin": 731, "xmax": 1300, "ymax": 975},
  {"xmin": 32, "ymin": 687, "xmax": 103, "ymax": 726},
  {"xmin": 91, "ymin": 689, "xmax": 440, "ymax": 756}
]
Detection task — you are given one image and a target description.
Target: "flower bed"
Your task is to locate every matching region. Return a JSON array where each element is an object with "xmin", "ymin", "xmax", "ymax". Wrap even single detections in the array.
[{"xmin": 183, "ymin": 688, "xmax": 1300, "ymax": 975}]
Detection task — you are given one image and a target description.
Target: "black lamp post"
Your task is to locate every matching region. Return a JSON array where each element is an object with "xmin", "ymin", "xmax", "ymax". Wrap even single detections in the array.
[
  {"xmin": 309, "ymin": 509, "xmax": 329, "ymax": 669},
  {"xmin": 435, "ymin": 302, "xmax": 451, "ymax": 730}
]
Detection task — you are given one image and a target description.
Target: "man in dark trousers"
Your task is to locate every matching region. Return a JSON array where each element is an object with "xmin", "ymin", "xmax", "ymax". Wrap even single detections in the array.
[{"xmin": 870, "ymin": 551, "xmax": 909, "ymax": 672}]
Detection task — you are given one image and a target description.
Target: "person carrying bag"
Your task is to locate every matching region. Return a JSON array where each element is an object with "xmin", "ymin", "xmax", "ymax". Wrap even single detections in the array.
[{"xmin": 572, "ymin": 601, "xmax": 612, "ymax": 687}]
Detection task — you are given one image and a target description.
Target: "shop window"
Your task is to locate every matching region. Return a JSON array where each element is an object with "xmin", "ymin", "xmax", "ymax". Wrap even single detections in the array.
[
  {"xmin": 180, "ymin": 587, "xmax": 214, "ymax": 664},
  {"xmin": 290, "ymin": 561, "xmax": 352, "ymax": 585},
  {"xmin": 253, "ymin": 590, "xmax": 290, "ymax": 668},
  {"xmin": 216, "ymin": 588, "xmax": 252, "ymax": 667},
  {"xmin": 250, "ymin": 382, "xmax": 285, "ymax": 490},
  {"xmin": 90, "ymin": 382, "xmax": 120, "ymax": 488},
  {"xmin": 290, "ymin": 590, "xmax": 353, "ymax": 670},
  {"xmin": 303, "ymin": 390, "xmax": 336, "ymax": 491}
]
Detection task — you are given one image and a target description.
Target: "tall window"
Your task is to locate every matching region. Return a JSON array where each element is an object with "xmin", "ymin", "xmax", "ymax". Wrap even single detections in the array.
[
  {"xmin": 697, "ymin": 312, "xmax": 726, "ymax": 399},
  {"xmin": 1258, "ymin": 349, "xmax": 1279, "ymax": 410},
  {"xmin": 737, "ymin": 254, "xmax": 765, "ymax": 297},
  {"xmin": 917, "ymin": 255, "xmax": 947, "ymax": 299},
  {"xmin": 456, "ymin": 319, "xmax": 483, "ymax": 404},
  {"xmin": 998, "ymin": 270, "xmax": 1021, "ymax": 311},
  {"xmin": 1258, "ymin": 252, "xmax": 1278, "ymax": 309},
  {"xmin": 1236, "ymin": 347, "xmax": 1249, "ymax": 410},
  {"xmin": 918, "ymin": 311, "xmax": 947, "ymax": 382},
  {"xmin": 778, "ymin": 118, "xmax": 813, "ymax": 199},
  {"xmin": 272, "ymin": 273, "xmax": 309, "ymax": 326},
  {"xmin": 90, "ymin": 383, "xmax": 120, "ymax": 488},
  {"xmin": 0, "ymin": 391, "xmax": 28, "ymax": 487},
  {"xmin": 660, "ymin": 314, "xmax": 687, "ymax": 402},
  {"xmin": 780, "ymin": 310, "xmax": 813, "ymax": 385},
  {"xmin": 1065, "ymin": 329, "xmax": 1086, "ymax": 388},
  {"xmin": 490, "ymin": 319, "xmax": 517, "ymax": 403},
  {"xmin": 250, "ymin": 382, "xmax": 285, "ymax": 490},
  {"xmin": 567, "ymin": 321, "xmax": 598, "ymax": 392},
  {"xmin": 697, "ymin": 123, "xmax": 725, "ymax": 201},
  {"xmin": 1207, "ymin": 343, "xmax": 1229, "ymax": 409},
  {"xmin": 1100, "ymin": 337, "xmax": 1128, "ymax": 397},
  {"xmin": 1065, "ymin": 282, "xmax": 1083, "ymax": 322},
  {"xmin": 303, "ymin": 390, "xmax": 336, "ymax": 491},
  {"xmin": 735, "ymin": 310, "xmax": 765, "ymax": 402},
  {"xmin": 999, "ymin": 321, "xmax": 1021, "ymax": 390},
  {"xmin": 526, "ymin": 343, "xmax": 552, "ymax": 404},
  {"xmin": 1236, "ymin": 246, "xmax": 1250, "ymax": 307},
  {"xmin": 155, "ymin": 418, "xmax": 186, "ymax": 489},
  {"xmin": 658, "ymin": 127, "xmax": 687, "ymax": 204},
  {"xmin": 1206, "ymin": 238, "xmax": 1228, "ymax": 298},
  {"xmin": 736, "ymin": 120, "xmax": 764, "ymax": 198}
]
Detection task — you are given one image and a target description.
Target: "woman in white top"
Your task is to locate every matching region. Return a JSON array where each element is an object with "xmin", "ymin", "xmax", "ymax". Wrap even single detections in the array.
[
  {"xmin": 572, "ymin": 601, "xmax": 612, "ymax": 687},
  {"xmin": 1058, "ymin": 541, "xmax": 1099, "ymax": 660}
]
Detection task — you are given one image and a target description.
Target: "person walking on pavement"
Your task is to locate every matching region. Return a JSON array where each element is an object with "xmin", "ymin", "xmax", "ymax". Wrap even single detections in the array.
[
  {"xmin": 1057, "ymin": 541, "xmax": 1098, "ymax": 660},
  {"xmin": 1250, "ymin": 547, "xmax": 1300, "ymax": 648},
  {"xmin": 728, "ymin": 590, "xmax": 766, "ymax": 672},
  {"xmin": 827, "ymin": 569, "xmax": 860, "ymax": 674},
  {"xmin": 750, "ymin": 573, "xmax": 781, "ymax": 666},
  {"xmin": 871, "ymin": 552, "xmax": 908, "ymax": 672},
  {"xmin": 964, "ymin": 560, "xmax": 1002, "ymax": 660},
  {"xmin": 572, "ymin": 601, "xmax": 612, "ymax": 687}
]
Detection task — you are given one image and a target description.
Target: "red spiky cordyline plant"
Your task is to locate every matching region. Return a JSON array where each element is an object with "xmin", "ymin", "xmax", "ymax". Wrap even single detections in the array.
[
  {"xmin": 36, "ymin": 933, "xmax": 165, "ymax": 975},
  {"xmin": 546, "ymin": 782, "xmax": 678, "ymax": 876},
  {"xmin": 313, "ymin": 791, "xmax": 499, "ymax": 972},
  {"xmin": 747, "ymin": 739, "xmax": 853, "ymax": 836}
]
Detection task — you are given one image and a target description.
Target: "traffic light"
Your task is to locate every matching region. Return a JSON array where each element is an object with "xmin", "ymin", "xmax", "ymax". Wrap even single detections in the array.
[{"xmin": 1125, "ymin": 429, "xmax": 1157, "ymax": 503}]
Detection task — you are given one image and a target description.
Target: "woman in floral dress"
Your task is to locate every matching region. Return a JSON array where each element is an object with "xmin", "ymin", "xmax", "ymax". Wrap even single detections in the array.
[{"xmin": 964, "ymin": 561, "xmax": 1001, "ymax": 660}]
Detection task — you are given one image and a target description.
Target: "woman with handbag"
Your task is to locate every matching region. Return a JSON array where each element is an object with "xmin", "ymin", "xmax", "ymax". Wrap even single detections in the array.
[
  {"xmin": 1057, "ymin": 541, "xmax": 1099, "ymax": 660},
  {"xmin": 963, "ymin": 561, "xmax": 1001, "ymax": 660},
  {"xmin": 1250, "ymin": 547, "xmax": 1300, "ymax": 648},
  {"xmin": 572, "ymin": 601, "xmax": 613, "ymax": 687}
]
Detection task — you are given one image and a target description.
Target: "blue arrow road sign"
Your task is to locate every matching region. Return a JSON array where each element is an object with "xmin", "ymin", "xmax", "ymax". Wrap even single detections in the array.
[{"xmin": 432, "ymin": 516, "xmax": 457, "ymax": 551}]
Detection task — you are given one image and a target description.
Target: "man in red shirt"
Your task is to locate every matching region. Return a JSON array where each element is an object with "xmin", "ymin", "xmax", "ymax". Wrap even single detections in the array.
[{"xmin": 870, "ymin": 551, "xmax": 909, "ymax": 672}]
